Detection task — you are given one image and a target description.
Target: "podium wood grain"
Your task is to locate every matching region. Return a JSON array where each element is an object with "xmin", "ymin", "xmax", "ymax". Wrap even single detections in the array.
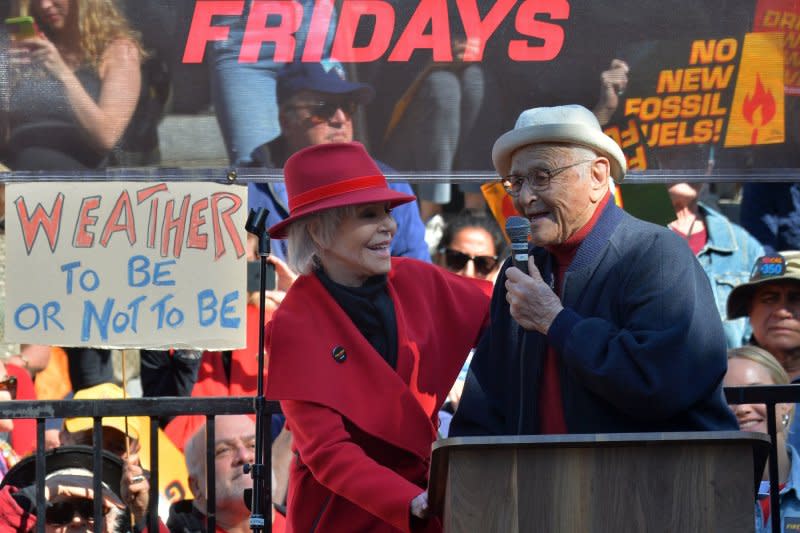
[{"xmin": 432, "ymin": 432, "xmax": 769, "ymax": 533}]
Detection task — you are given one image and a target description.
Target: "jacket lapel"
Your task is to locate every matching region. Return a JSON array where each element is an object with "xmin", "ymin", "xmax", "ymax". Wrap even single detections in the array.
[{"xmin": 561, "ymin": 203, "xmax": 625, "ymax": 306}]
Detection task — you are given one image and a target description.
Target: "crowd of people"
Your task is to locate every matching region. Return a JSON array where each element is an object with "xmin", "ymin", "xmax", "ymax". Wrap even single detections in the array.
[{"xmin": 3, "ymin": 0, "xmax": 800, "ymax": 532}]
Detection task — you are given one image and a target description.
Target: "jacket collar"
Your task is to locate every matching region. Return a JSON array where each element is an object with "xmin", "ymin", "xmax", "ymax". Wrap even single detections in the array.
[
  {"xmin": 697, "ymin": 202, "xmax": 738, "ymax": 254},
  {"xmin": 532, "ymin": 201, "xmax": 624, "ymax": 304}
]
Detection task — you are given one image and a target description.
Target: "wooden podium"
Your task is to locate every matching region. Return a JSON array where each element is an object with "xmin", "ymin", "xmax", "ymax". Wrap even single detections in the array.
[{"xmin": 429, "ymin": 432, "xmax": 769, "ymax": 533}]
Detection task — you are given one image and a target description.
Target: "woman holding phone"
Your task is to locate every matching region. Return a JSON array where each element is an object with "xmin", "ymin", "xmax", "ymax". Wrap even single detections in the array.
[{"xmin": 3, "ymin": 0, "xmax": 143, "ymax": 170}]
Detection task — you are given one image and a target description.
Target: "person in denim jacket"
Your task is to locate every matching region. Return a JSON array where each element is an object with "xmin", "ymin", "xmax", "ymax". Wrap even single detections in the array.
[
  {"xmin": 667, "ymin": 183, "xmax": 764, "ymax": 348},
  {"xmin": 724, "ymin": 346, "xmax": 800, "ymax": 533}
]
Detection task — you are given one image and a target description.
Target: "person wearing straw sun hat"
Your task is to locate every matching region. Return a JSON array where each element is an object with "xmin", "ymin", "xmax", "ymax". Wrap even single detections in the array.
[
  {"xmin": 264, "ymin": 142, "xmax": 490, "ymax": 532},
  {"xmin": 450, "ymin": 104, "xmax": 737, "ymax": 438}
]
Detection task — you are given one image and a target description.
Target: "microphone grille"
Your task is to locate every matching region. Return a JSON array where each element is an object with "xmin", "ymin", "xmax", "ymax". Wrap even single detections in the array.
[{"xmin": 505, "ymin": 216, "xmax": 531, "ymax": 243}]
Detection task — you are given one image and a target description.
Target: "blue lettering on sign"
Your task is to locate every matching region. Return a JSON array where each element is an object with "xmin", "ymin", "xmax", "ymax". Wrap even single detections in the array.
[
  {"xmin": 82, "ymin": 298, "xmax": 114, "ymax": 341},
  {"xmin": 128, "ymin": 255, "xmax": 177, "ymax": 287},
  {"xmin": 150, "ymin": 294, "xmax": 183, "ymax": 329},
  {"xmin": 197, "ymin": 289, "xmax": 241, "ymax": 328},
  {"xmin": 13, "ymin": 302, "xmax": 64, "ymax": 331},
  {"xmin": 220, "ymin": 290, "xmax": 240, "ymax": 328}
]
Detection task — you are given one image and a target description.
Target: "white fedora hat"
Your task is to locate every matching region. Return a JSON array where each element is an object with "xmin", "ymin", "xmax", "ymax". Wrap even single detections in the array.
[{"xmin": 492, "ymin": 104, "xmax": 627, "ymax": 182}]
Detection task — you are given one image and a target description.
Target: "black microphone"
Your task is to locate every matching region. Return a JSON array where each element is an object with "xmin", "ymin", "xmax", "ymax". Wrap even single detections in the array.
[{"xmin": 505, "ymin": 216, "xmax": 531, "ymax": 275}]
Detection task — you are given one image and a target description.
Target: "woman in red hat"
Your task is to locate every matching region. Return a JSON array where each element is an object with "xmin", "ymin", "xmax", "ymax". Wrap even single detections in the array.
[{"xmin": 265, "ymin": 142, "xmax": 490, "ymax": 532}]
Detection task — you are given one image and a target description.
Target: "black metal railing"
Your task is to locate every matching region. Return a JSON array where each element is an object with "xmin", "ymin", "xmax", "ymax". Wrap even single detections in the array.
[
  {"xmin": 0, "ymin": 386, "xmax": 795, "ymax": 532},
  {"xmin": 0, "ymin": 396, "xmax": 281, "ymax": 533}
]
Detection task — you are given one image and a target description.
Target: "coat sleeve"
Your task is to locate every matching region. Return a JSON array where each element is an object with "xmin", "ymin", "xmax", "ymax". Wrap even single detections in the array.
[
  {"xmin": 449, "ymin": 261, "xmax": 516, "ymax": 437},
  {"xmin": 282, "ymin": 399, "xmax": 424, "ymax": 533},
  {"xmin": 547, "ymin": 232, "xmax": 729, "ymax": 421},
  {"xmin": 740, "ymin": 183, "xmax": 779, "ymax": 255}
]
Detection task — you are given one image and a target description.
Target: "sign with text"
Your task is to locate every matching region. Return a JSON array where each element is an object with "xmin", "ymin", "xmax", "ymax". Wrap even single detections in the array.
[
  {"xmin": 753, "ymin": 0, "xmax": 800, "ymax": 94},
  {"xmin": 4, "ymin": 182, "xmax": 248, "ymax": 349},
  {"xmin": 604, "ymin": 32, "xmax": 784, "ymax": 170}
]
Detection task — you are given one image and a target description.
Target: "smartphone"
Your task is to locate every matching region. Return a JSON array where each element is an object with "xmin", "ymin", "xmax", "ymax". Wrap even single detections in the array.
[
  {"xmin": 247, "ymin": 260, "xmax": 276, "ymax": 292},
  {"xmin": 4, "ymin": 16, "xmax": 37, "ymax": 41}
]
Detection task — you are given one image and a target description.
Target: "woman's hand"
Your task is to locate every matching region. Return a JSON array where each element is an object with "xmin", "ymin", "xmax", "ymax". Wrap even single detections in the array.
[
  {"xmin": 19, "ymin": 37, "xmax": 72, "ymax": 81},
  {"xmin": 410, "ymin": 490, "xmax": 430, "ymax": 519}
]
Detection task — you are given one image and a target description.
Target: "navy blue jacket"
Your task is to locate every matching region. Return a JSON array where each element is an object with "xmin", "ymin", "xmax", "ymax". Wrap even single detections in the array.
[
  {"xmin": 451, "ymin": 202, "xmax": 738, "ymax": 436},
  {"xmin": 247, "ymin": 136, "xmax": 430, "ymax": 262},
  {"xmin": 740, "ymin": 182, "xmax": 800, "ymax": 255}
]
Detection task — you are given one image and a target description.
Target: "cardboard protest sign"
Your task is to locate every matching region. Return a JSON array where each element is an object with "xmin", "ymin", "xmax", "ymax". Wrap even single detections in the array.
[
  {"xmin": 4, "ymin": 182, "xmax": 247, "ymax": 350},
  {"xmin": 604, "ymin": 33, "xmax": 784, "ymax": 170}
]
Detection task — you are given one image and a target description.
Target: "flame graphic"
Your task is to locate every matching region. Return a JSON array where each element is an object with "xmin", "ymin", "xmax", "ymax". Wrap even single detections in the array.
[{"xmin": 742, "ymin": 73, "xmax": 776, "ymax": 128}]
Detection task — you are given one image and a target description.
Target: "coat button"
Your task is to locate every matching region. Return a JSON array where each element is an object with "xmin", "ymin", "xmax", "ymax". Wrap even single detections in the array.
[{"xmin": 332, "ymin": 346, "xmax": 347, "ymax": 363}]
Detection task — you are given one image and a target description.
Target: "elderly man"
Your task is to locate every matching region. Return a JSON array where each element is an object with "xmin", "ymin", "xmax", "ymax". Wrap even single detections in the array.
[
  {"xmin": 168, "ymin": 415, "xmax": 255, "ymax": 533},
  {"xmin": 727, "ymin": 251, "xmax": 800, "ymax": 447},
  {"xmin": 450, "ymin": 105, "xmax": 738, "ymax": 436},
  {"xmin": 247, "ymin": 61, "xmax": 429, "ymax": 264}
]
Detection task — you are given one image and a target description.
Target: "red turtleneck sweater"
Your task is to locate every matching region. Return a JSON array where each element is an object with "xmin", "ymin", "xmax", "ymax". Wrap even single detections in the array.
[{"xmin": 537, "ymin": 191, "xmax": 611, "ymax": 434}]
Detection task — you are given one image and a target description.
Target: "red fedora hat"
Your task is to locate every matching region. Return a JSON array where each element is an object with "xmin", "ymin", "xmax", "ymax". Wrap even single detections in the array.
[{"xmin": 268, "ymin": 142, "xmax": 416, "ymax": 239}]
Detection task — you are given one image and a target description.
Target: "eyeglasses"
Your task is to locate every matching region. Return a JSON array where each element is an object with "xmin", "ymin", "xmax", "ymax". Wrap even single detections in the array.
[
  {"xmin": 45, "ymin": 499, "xmax": 99, "ymax": 525},
  {"xmin": 0, "ymin": 375, "xmax": 17, "ymax": 400},
  {"xmin": 440, "ymin": 248, "xmax": 499, "ymax": 277},
  {"xmin": 285, "ymin": 100, "xmax": 358, "ymax": 124},
  {"xmin": 501, "ymin": 159, "xmax": 595, "ymax": 197}
]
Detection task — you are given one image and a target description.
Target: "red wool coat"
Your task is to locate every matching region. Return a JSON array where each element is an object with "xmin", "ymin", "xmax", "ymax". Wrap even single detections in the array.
[{"xmin": 266, "ymin": 258, "xmax": 490, "ymax": 533}]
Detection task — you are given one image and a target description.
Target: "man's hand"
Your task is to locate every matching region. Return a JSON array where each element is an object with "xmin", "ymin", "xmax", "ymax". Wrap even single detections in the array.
[{"xmin": 505, "ymin": 257, "xmax": 564, "ymax": 334}]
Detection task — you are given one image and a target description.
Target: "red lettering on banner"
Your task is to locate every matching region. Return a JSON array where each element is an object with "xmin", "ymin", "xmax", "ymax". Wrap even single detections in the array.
[
  {"xmin": 457, "ymin": 0, "xmax": 516, "ymax": 61},
  {"xmin": 331, "ymin": 1, "xmax": 394, "ymax": 62},
  {"xmin": 388, "ymin": 0, "xmax": 451, "ymax": 62},
  {"xmin": 239, "ymin": 0, "xmax": 303, "ymax": 63},
  {"xmin": 73, "ymin": 196, "xmax": 101, "ymax": 248},
  {"xmin": 211, "ymin": 193, "xmax": 246, "ymax": 260},
  {"xmin": 161, "ymin": 196, "xmax": 191, "ymax": 259},
  {"xmin": 187, "ymin": 198, "xmax": 210, "ymax": 250},
  {"xmin": 301, "ymin": 0, "xmax": 335, "ymax": 62},
  {"xmin": 99, "ymin": 191, "xmax": 136, "ymax": 247},
  {"xmin": 182, "ymin": 0, "xmax": 245, "ymax": 63},
  {"xmin": 184, "ymin": 0, "xmax": 571, "ymax": 63},
  {"xmin": 15, "ymin": 193, "xmax": 64, "ymax": 255},
  {"xmin": 509, "ymin": 0, "xmax": 569, "ymax": 61}
]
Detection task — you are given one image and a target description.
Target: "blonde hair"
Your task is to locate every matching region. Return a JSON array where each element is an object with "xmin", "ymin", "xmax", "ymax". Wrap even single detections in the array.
[
  {"xmin": 28, "ymin": 0, "xmax": 145, "ymax": 68},
  {"xmin": 286, "ymin": 205, "xmax": 357, "ymax": 275},
  {"xmin": 728, "ymin": 345, "xmax": 795, "ymax": 428}
]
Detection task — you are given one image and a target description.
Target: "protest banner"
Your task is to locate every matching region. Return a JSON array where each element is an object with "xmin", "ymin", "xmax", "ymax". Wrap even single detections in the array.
[
  {"xmin": 4, "ymin": 181, "xmax": 247, "ymax": 350},
  {"xmin": 603, "ymin": 32, "xmax": 784, "ymax": 170},
  {"xmin": 753, "ymin": 0, "xmax": 800, "ymax": 94}
]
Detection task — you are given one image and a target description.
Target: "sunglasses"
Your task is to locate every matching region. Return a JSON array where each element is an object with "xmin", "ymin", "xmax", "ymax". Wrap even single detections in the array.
[
  {"xmin": 286, "ymin": 100, "xmax": 358, "ymax": 124},
  {"xmin": 0, "ymin": 375, "xmax": 17, "ymax": 400},
  {"xmin": 441, "ymin": 248, "xmax": 499, "ymax": 277},
  {"xmin": 45, "ymin": 499, "xmax": 98, "ymax": 526}
]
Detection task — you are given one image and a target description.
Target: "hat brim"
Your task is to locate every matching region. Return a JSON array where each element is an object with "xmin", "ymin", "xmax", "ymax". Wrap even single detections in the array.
[
  {"xmin": 727, "ymin": 276, "xmax": 800, "ymax": 319},
  {"xmin": 268, "ymin": 188, "xmax": 416, "ymax": 239},
  {"xmin": 1, "ymin": 445, "xmax": 124, "ymax": 498},
  {"xmin": 492, "ymin": 123, "xmax": 627, "ymax": 182},
  {"xmin": 65, "ymin": 416, "xmax": 141, "ymax": 441}
]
